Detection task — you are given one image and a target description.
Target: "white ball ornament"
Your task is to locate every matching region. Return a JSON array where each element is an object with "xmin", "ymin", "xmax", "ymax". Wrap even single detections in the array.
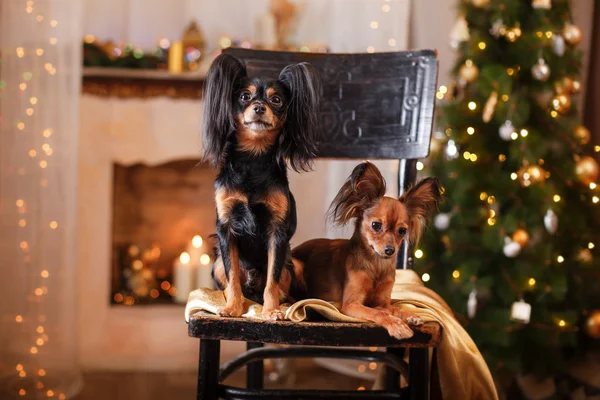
[
  {"xmin": 499, "ymin": 120, "xmax": 515, "ymax": 141},
  {"xmin": 544, "ymin": 209, "xmax": 558, "ymax": 234},
  {"xmin": 434, "ymin": 213, "xmax": 451, "ymax": 230},
  {"xmin": 503, "ymin": 237, "xmax": 522, "ymax": 258}
]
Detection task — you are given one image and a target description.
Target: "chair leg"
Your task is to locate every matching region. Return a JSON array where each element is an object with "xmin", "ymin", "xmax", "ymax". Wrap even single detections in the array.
[
  {"xmin": 408, "ymin": 348, "xmax": 429, "ymax": 400},
  {"xmin": 430, "ymin": 348, "xmax": 442, "ymax": 400},
  {"xmin": 385, "ymin": 347, "xmax": 404, "ymax": 391},
  {"xmin": 246, "ymin": 342, "xmax": 264, "ymax": 389},
  {"xmin": 198, "ymin": 339, "xmax": 220, "ymax": 400}
]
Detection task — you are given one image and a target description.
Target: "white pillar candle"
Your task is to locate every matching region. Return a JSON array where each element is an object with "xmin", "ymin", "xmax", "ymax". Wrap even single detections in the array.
[
  {"xmin": 173, "ymin": 252, "xmax": 195, "ymax": 304},
  {"xmin": 196, "ymin": 253, "xmax": 214, "ymax": 289}
]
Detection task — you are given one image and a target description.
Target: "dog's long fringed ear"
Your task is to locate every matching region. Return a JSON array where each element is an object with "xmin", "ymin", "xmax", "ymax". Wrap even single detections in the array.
[
  {"xmin": 399, "ymin": 177, "xmax": 443, "ymax": 247},
  {"xmin": 201, "ymin": 53, "xmax": 247, "ymax": 167},
  {"xmin": 277, "ymin": 62, "xmax": 322, "ymax": 172},
  {"xmin": 328, "ymin": 162, "xmax": 386, "ymax": 226}
]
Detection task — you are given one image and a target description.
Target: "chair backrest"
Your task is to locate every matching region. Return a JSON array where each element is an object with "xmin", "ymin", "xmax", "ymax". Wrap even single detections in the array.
[{"xmin": 223, "ymin": 48, "xmax": 439, "ymax": 269}]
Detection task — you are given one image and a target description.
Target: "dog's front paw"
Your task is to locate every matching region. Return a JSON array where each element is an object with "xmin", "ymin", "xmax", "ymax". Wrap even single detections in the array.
[
  {"xmin": 260, "ymin": 308, "xmax": 284, "ymax": 321},
  {"xmin": 383, "ymin": 317, "xmax": 414, "ymax": 340},
  {"xmin": 390, "ymin": 309, "xmax": 424, "ymax": 326},
  {"xmin": 218, "ymin": 303, "xmax": 244, "ymax": 317}
]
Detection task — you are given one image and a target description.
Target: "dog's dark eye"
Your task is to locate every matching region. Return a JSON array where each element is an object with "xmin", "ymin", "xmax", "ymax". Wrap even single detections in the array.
[
  {"xmin": 371, "ymin": 221, "xmax": 382, "ymax": 232},
  {"xmin": 271, "ymin": 96, "xmax": 282, "ymax": 105},
  {"xmin": 240, "ymin": 92, "xmax": 251, "ymax": 102},
  {"xmin": 398, "ymin": 227, "xmax": 407, "ymax": 237}
]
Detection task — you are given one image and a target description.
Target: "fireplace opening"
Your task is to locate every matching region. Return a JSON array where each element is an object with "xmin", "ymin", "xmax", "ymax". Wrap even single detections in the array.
[{"xmin": 110, "ymin": 159, "xmax": 217, "ymax": 306}]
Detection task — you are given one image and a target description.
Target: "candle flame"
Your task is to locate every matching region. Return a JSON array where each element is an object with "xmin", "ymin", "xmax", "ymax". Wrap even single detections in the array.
[
  {"xmin": 192, "ymin": 235, "xmax": 203, "ymax": 248},
  {"xmin": 180, "ymin": 252, "xmax": 190, "ymax": 264}
]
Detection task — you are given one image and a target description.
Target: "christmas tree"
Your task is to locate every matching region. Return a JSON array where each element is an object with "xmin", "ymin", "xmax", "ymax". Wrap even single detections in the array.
[{"xmin": 420, "ymin": 0, "xmax": 600, "ymax": 381}]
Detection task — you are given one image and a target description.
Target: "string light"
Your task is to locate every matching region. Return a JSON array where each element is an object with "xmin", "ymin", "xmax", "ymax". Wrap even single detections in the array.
[
  {"xmin": 590, "ymin": 183, "xmax": 597, "ymax": 189},
  {"xmin": 593, "ymin": 196, "xmax": 599, "ymax": 204},
  {"xmin": 479, "ymin": 192, "xmax": 488, "ymax": 200},
  {"xmin": 520, "ymin": 129, "xmax": 528, "ymax": 137},
  {"xmin": 468, "ymin": 102, "xmax": 477, "ymax": 110},
  {"xmin": 366, "ymin": 46, "xmax": 375, "ymax": 53},
  {"xmin": 47, "ymin": 390, "xmax": 55, "ymax": 397},
  {"xmin": 478, "ymin": 42, "xmax": 487, "ymax": 50},
  {"xmin": 16, "ymin": 315, "xmax": 23, "ymax": 323},
  {"xmin": 388, "ymin": 38, "xmax": 396, "ymax": 46},
  {"xmin": 19, "ymin": 219, "xmax": 27, "ymax": 227},
  {"xmin": 558, "ymin": 320, "xmax": 566, "ymax": 327},
  {"xmin": 50, "ymin": 20, "xmax": 58, "ymax": 27},
  {"xmin": 19, "ymin": 371, "xmax": 27, "ymax": 378},
  {"xmin": 30, "ymin": 347, "xmax": 38, "ymax": 354},
  {"xmin": 595, "ymin": 146, "xmax": 600, "ymax": 152},
  {"xmin": 358, "ymin": 365, "xmax": 366, "ymax": 373},
  {"xmin": 41, "ymin": 270, "xmax": 49, "ymax": 278},
  {"xmin": 528, "ymin": 278, "xmax": 536, "ymax": 287},
  {"xmin": 49, "ymin": 37, "xmax": 57, "ymax": 45},
  {"xmin": 382, "ymin": 4, "xmax": 390, "ymax": 12},
  {"xmin": 452, "ymin": 270, "xmax": 460, "ymax": 279},
  {"xmin": 415, "ymin": 249, "xmax": 424, "ymax": 258},
  {"xmin": 511, "ymin": 132, "xmax": 519, "ymax": 140},
  {"xmin": 416, "ymin": 161, "xmax": 424, "ymax": 171},
  {"xmin": 369, "ymin": 362, "xmax": 377, "ymax": 370},
  {"xmin": 16, "ymin": 47, "xmax": 25, "ymax": 57},
  {"xmin": 19, "ymin": 389, "xmax": 26, "ymax": 396},
  {"xmin": 49, "ymin": 221, "xmax": 58, "ymax": 229},
  {"xmin": 370, "ymin": 21, "xmax": 379, "ymax": 29},
  {"xmin": 421, "ymin": 273, "xmax": 431, "ymax": 282},
  {"xmin": 467, "ymin": 127, "xmax": 475, "ymax": 135},
  {"xmin": 498, "ymin": 154, "xmax": 506, "ymax": 162},
  {"xmin": 588, "ymin": 242, "xmax": 595, "ymax": 249},
  {"xmin": 37, "ymin": 326, "xmax": 44, "ymax": 333},
  {"xmin": 550, "ymin": 110, "xmax": 558, "ymax": 118},
  {"xmin": 557, "ymin": 255, "xmax": 564, "ymax": 263},
  {"xmin": 553, "ymin": 194, "xmax": 561, "ymax": 202},
  {"xmin": 38, "ymin": 369, "xmax": 46, "ymax": 376}
]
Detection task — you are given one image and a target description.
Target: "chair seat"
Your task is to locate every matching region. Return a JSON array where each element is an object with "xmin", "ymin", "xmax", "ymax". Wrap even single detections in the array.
[{"xmin": 188, "ymin": 311, "xmax": 441, "ymax": 348}]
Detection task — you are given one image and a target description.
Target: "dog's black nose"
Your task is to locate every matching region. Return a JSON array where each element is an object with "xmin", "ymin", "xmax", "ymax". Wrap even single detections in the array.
[
  {"xmin": 253, "ymin": 103, "xmax": 266, "ymax": 115},
  {"xmin": 384, "ymin": 246, "xmax": 395, "ymax": 256}
]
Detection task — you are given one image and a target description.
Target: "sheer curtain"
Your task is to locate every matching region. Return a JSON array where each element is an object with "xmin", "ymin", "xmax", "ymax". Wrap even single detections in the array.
[{"xmin": 0, "ymin": 1, "xmax": 83, "ymax": 399}]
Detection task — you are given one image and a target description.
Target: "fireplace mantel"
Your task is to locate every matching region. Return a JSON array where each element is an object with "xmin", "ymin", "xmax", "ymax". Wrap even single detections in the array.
[{"xmin": 82, "ymin": 67, "xmax": 206, "ymax": 99}]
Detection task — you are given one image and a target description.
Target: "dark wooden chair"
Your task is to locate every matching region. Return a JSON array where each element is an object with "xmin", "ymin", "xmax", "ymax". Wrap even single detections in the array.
[{"xmin": 188, "ymin": 48, "xmax": 441, "ymax": 399}]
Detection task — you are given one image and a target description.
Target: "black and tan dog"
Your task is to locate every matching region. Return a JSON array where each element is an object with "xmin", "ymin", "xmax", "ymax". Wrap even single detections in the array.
[
  {"xmin": 202, "ymin": 53, "xmax": 321, "ymax": 320},
  {"xmin": 293, "ymin": 162, "xmax": 442, "ymax": 338}
]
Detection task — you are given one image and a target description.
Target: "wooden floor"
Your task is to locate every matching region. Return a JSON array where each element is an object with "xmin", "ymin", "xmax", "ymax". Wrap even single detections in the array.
[{"xmin": 75, "ymin": 360, "xmax": 373, "ymax": 400}]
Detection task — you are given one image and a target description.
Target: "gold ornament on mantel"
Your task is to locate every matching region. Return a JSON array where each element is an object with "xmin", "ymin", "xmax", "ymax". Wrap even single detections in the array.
[
  {"xmin": 270, "ymin": 0, "xmax": 298, "ymax": 49},
  {"xmin": 563, "ymin": 23, "xmax": 583, "ymax": 45},
  {"xmin": 512, "ymin": 229, "xmax": 530, "ymax": 247},
  {"xmin": 181, "ymin": 21, "xmax": 206, "ymax": 71},
  {"xmin": 551, "ymin": 93, "xmax": 572, "ymax": 113},
  {"xmin": 584, "ymin": 310, "xmax": 600, "ymax": 339},
  {"xmin": 573, "ymin": 125, "xmax": 591, "ymax": 146},
  {"xmin": 575, "ymin": 156, "xmax": 599, "ymax": 185},
  {"xmin": 471, "ymin": 0, "xmax": 490, "ymax": 7},
  {"xmin": 482, "ymin": 90, "xmax": 498, "ymax": 123},
  {"xmin": 532, "ymin": 0, "xmax": 552, "ymax": 9},
  {"xmin": 459, "ymin": 59, "xmax": 479, "ymax": 83}
]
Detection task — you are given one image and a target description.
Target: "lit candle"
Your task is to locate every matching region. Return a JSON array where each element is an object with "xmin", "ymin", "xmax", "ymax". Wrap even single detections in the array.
[
  {"xmin": 196, "ymin": 253, "xmax": 213, "ymax": 289},
  {"xmin": 173, "ymin": 252, "xmax": 194, "ymax": 303},
  {"xmin": 187, "ymin": 235, "xmax": 203, "ymax": 264}
]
